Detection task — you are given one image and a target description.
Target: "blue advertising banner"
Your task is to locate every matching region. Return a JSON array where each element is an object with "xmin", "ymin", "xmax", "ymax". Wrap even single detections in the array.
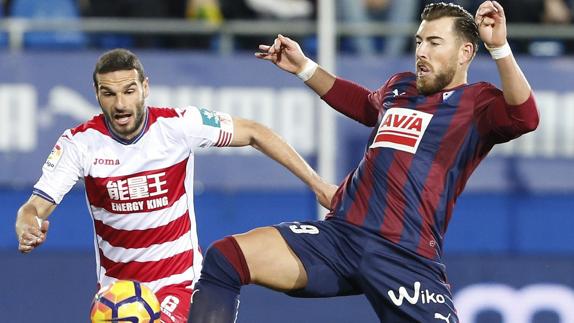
[
  {"xmin": 447, "ymin": 255, "xmax": 574, "ymax": 323},
  {"xmin": 1, "ymin": 52, "xmax": 574, "ymax": 191}
]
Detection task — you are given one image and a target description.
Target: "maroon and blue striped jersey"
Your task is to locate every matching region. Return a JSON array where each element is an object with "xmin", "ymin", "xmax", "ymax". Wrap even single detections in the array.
[{"xmin": 323, "ymin": 72, "xmax": 539, "ymax": 260}]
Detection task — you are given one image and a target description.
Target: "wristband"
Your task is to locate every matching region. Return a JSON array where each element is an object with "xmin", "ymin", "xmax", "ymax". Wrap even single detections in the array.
[
  {"xmin": 296, "ymin": 59, "xmax": 318, "ymax": 82},
  {"xmin": 485, "ymin": 42, "xmax": 512, "ymax": 60}
]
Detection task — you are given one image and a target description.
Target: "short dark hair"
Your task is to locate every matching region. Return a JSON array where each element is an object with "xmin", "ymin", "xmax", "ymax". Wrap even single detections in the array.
[
  {"xmin": 93, "ymin": 49, "xmax": 146, "ymax": 86},
  {"xmin": 421, "ymin": 2, "xmax": 479, "ymax": 55}
]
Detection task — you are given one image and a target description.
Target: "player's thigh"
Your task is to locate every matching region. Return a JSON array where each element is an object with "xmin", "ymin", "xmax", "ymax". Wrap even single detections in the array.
[
  {"xmin": 360, "ymin": 253, "xmax": 458, "ymax": 322},
  {"xmin": 274, "ymin": 221, "xmax": 362, "ymax": 298},
  {"xmin": 155, "ymin": 284, "xmax": 193, "ymax": 323},
  {"xmin": 365, "ymin": 275, "xmax": 458, "ymax": 323},
  {"xmin": 233, "ymin": 226, "xmax": 307, "ymax": 291}
]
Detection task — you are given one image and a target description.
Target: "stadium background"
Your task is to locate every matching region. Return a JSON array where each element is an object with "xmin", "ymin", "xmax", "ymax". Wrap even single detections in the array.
[{"xmin": 1, "ymin": 1, "xmax": 574, "ymax": 322}]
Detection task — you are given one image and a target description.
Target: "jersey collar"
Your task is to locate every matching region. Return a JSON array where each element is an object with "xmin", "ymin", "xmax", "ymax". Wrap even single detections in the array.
[{"xmin": 105, "ymin": 107, "xmax": 149, "ymax": 145}]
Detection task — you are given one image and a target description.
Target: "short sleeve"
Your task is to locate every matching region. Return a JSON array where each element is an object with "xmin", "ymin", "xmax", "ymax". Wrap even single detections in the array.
[
  {"xmin": 179, "ymin": 106, "xmax": 234, "ymax": 149},
  {"xmin": 33, "ymin": 130, "xmax": 83, "ymax": 204}
]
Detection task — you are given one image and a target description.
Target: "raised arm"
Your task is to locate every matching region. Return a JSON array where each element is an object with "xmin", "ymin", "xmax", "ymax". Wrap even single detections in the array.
[
  {"xmin": 255, "ymin": 33, "xmax": 335, "ymax": 96},
  {"xmin": 475, "ymin": 1, "xmax": 531, "ymax": 105},
  {"xmin": 255, "ymin": 34, "xmax": 379, "ymax": 126},
  {"xmin": 15, "ymin": 195, "xmax": 55, "ymax": 253},
  {"xmin": 229, "ymin": 117, "xmax": 337, "ymax": 209},
  {"xmin": 474, "ymin": 1, "xmax": 539, "ymax": 138}
]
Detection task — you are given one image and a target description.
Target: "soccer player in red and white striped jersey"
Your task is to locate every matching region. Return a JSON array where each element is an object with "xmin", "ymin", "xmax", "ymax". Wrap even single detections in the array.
[{"xmin": 15, "ymin": 49, "xmax": 335, "ymax": 323}]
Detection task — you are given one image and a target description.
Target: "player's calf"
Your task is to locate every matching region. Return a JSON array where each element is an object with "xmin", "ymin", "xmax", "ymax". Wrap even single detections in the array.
[{"xmin": 188, "ymin": 236, "xmax": 251, "ymax": 322}]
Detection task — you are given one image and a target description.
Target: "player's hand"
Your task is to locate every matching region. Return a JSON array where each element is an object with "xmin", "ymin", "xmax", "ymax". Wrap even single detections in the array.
[
  {"xmin": 255, "ymin": 34, "xmax": 309, "ymax": 74},
  {"xmin": 313, "ymin": 182, "xmax": 338, "ymax": 210},
  {"xmin": 475, "ymin": 1, "xmax": 507, "ymax": 47},
  {"xmin": 17, "ymin": 219, "xmax": 49, "ymax": 253}
]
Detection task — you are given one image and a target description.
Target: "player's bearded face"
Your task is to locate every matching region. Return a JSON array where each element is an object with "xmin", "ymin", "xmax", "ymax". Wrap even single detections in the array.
[
  {"xmin": 415, "ymin": 18, "xmax": 460, "ymax": 95},
  {"xmin": 96, "ymin": 70, "xmax": 149, "ymax": 140},
  {"xmin": 104, "ymin": 95, "xmax": 146, "ymax": 139},
  {"xmin": 416, "ymin": 57, "xmax": 457, "ymax": 95}
]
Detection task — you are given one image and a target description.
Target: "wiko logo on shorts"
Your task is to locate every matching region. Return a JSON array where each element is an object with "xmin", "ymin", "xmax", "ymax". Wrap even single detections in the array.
[
  {"xmin": 388, "ymin": 281, "xmax": 447, "ymax": 306},
  {"xmin": 370, "ymin": 108, "xmax": 433, "ymax": 154}
]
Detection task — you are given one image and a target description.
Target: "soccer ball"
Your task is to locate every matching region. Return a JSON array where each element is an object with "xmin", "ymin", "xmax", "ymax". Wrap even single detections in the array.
[{"xmin": 90, "ymin": 280, "xmax": 161, "ymax": 323}]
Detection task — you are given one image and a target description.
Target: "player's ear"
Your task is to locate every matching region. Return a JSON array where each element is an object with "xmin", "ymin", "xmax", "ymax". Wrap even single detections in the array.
[
  {"xmin": 459, "ymin": 41, "xmax": 474, "ymax": 65},
  {"xmin": 143, "ymin": 77, "xmax": 150, "ymax": 98}
]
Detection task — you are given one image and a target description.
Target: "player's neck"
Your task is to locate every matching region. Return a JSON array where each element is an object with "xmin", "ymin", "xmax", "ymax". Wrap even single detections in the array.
[{"xmin": 444, "ymin": 70, "xmax": 468, "ymax": 90}]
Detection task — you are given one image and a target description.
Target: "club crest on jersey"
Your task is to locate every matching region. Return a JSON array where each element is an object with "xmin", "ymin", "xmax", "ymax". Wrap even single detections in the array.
[
  {"xmin": 370, "ymin": 108, "xmax": 433, "ymax": 154},
  {"xmin": 44, "ymin": 143, "xmax": 63, "ymax": 171}
]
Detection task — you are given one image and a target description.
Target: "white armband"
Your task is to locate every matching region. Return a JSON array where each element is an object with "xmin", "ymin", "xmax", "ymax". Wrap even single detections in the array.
[
  {"xmin": 485, "ymin": 42, "xmax": 512, "ymax": 60},
  {"xmin": 296, "ymin": 59, "xmax": 318, "ymax": 82}
]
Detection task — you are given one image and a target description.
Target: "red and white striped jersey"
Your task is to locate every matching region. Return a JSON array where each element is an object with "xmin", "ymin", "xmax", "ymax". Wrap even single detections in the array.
[{"xmin": 33, "ymin": 106, "xmax": 234, "ymax": 293}]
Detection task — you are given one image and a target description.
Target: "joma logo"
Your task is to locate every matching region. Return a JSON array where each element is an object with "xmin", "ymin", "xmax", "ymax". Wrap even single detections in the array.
[{"xmin": 93, "ymin": 158, "xmax": 120, "ymax": 165}]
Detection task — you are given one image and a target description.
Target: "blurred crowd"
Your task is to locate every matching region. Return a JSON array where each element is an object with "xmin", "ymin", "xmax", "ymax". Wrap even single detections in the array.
[{"xmin": 1, "ymin": 0, "xmax": 573, "ymax": 55}]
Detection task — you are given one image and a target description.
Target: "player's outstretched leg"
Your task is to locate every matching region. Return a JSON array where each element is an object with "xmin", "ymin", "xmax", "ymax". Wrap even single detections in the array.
[
  {"xmin": 188, "ymin": 227, "xmax": 307, "ymax": 323},
  {"xmin": 188, "ymin": 236, "xmax": 250, "ymax": 323}
]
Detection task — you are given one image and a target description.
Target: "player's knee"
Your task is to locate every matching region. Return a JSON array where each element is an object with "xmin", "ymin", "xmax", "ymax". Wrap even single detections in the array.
[{"xmin": 201, "ymin": 236, "xmax": 251, "ymax": 287}]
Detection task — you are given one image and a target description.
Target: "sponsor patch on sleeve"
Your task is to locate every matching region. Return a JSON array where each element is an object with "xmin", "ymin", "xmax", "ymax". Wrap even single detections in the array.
[
  {"xmin": 44, "ymin": 143, "xmax": 64, "ymax": 171},
  {"xmin": 198, "ymin": 108, "xmax": 221, "ymax": 128}
]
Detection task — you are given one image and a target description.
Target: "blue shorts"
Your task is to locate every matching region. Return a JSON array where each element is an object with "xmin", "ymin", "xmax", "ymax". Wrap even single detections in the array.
[{"xmin": 273, "ymin": 218, "xmax": 459, "ymax": 323}]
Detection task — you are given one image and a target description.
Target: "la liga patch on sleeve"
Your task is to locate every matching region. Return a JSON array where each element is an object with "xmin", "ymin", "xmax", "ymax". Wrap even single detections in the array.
[{"xmin": 44, "ymin": 143, "xmax": 63, "ymax": 171}]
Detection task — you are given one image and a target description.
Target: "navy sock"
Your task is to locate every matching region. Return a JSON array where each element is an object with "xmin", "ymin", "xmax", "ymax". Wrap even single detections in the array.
[{"xmin": 188, "ymin": 236, "xmax": 250, "ymax": 323}]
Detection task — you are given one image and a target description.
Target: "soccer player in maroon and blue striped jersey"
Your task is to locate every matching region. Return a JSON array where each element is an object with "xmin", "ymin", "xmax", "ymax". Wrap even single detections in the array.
[{"xmin": 188, "ymin": 2, "xmax": 539, "ymax": 322}]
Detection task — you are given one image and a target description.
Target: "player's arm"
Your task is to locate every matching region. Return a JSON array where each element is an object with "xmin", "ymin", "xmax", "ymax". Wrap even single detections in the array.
[
  {"xmin": 474, "ymin": 1, "xmax": 539, "ymax": 136},
  {"xmin": 15, "ymin": 195, "xmax": 55, "ymax": 253},
  {"xmin": 255, "ymin": 33, "xmax": 335, "ymax": 96},
  {"xmin": 255, "ymin": 34, "xmax": 379, "ymax": 126},
  {"xmin": 229, "ymin": 117, "xmax": 337, "ymax": 209},
  {"xmin": 476, "ymin": 1, "xmax": 532, "ymax": 105},
  {"xmin": 16, "ymin": 131, "xmax": 83, "ymax": 253}
]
